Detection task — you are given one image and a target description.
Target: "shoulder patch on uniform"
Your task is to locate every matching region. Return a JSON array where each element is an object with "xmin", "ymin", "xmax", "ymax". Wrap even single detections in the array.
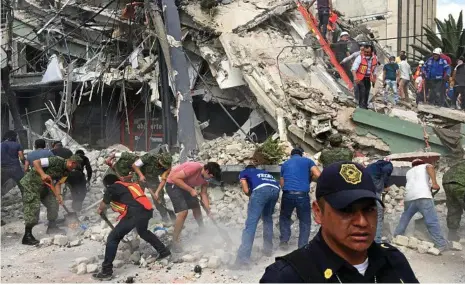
[
  {"xmin": 324, "ymin": 268, "xmax": 333, "ymax": 279},
  {"xmin": 339, "ymin": 164, "xmax": 362, "ymax": 184}
]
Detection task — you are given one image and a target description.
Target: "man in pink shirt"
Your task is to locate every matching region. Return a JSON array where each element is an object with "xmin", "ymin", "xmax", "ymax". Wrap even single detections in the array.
[{"xmin": 166, "ymin": 161, "xmax": 222, "ymax": 252}]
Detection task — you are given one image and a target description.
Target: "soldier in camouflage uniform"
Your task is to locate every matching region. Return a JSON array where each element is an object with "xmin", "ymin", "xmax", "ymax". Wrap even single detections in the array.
[
  {"xmin": 442, "ymin": 160, "xmax": 465, "ymax": 242},
  {"xmin": 19, "ymin": 155, "xmax": 82, "ymax": 245},
  {"xmin": 319, "ymin": 133, "xmax": 353, "ymax": 167},
  {"xmin": 105, "ymin": 152, "xmax": 175, "ymax": 223}
]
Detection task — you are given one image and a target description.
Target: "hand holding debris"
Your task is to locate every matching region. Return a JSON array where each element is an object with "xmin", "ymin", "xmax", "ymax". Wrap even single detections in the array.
[
  {"xmin": 432, "ymin": 183, "xmax": 440, "ymax": 191},
  {"xmin": 138, "ymin": 174, "xmax": 146, "ymax": 183},
  {"xmin": 41, "ymin": 174, "xmax": 52, "ymax": 183}
]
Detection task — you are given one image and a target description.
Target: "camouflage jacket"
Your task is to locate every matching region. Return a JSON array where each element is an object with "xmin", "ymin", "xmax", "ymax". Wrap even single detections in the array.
[
  {"xmin": 443, "ymin": 161, "xmax": 465, "ymax": 186},
  {"xmin": 319, "ymin": 147, "xmax": 353, "ymax": 167},
  {"xmin": 136, "ymin": 153, "xmax": 169, "ymax": 182},
  {"xmin": 21, "ymin": 156, "xmax": 68, "ymax": 187},
  {"xmin": 113, "ymin": 152, "xmax": 137, "ymax": 177}
]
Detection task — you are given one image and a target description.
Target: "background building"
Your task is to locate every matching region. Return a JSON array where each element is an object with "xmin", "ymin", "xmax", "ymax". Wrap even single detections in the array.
[{"xmin": 332, "ymin": 0, "xmax": 437, "ymax": 59}]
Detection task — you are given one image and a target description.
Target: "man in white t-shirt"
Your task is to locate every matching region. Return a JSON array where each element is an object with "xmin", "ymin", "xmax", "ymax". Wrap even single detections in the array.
[
  {"xmin": 398, "ymin": 54, "xmax": 413, "ymax": 101},
  {"xmin": 393, "ymin": 159, "xmax": 448, "ymax": 251}
]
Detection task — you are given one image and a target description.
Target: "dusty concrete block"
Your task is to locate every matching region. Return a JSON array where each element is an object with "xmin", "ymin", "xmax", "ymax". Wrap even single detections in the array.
[
  {"xmin": 427, "ymin": 247, "xmax": 441, "ymax": 256},
  {"xmin": 113, "ymin": 260, "xmax": 124, "ymax": 268},
  {"xmin": 122, "ymin": 249, "xmax": 132, "ymax": 261},
  {"xmin": 69, "ymin": 239, "xmax": 82, "ymax": 247},
  {"xmin": 76, "ymin": 263, "xmax": 87, "ymax": 275},
  {"xmin": 90, "ymin": 234, "xmax": 103, "ymax": 242},
  {"xmin": 159, "ymin": 259, "xmax": 169, "ymax": 266},
  {"xmin": 393, "ymin": 235, "xmax": 409, "ymax": 246},
  {"xmin": 207, "ymin": 256, "xmax": 221, "ymax": 269},
  {"xmin": 91, "ymin": 226, "xmax": 102, "ymax": 234},
  {"xmin": 54, "ymin": 235, "xmax": 69, "ymax": 246},
  {"xmin": 86, "ymin": 264, "xmax": 98, "ymax": 273},
  {"xmin": 40, "ymin": 237, "xmax": 53, "ymax": 246},
  {"xmin": 417, "ymin": 244, "xmax": 429, "ymax": 254},
  {"xmin": 407, "ymin": 237, "xmax": 419, "ymax": 249},
  {"xmin": 182, "ymin": 254, "xmax": 196, "ymax": 262},
  {"xmin": 130, "ymin": 251, "xmax": 141, "ymax": 263},
  {"xmin": 75, "ymin": 257, "xmax": 90, "ymax": 265},
  {"xmin": 422, "ymin": 241, "xmax": 435, "ymax": 249},
  {"xmin": 451, "ymin": 241, "xmax": 463, "ymax": 251}
]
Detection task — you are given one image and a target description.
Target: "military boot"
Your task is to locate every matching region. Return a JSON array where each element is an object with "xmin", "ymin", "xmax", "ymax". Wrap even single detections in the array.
[
  {"xmin": 46, "ymin": 221, "xmax": 66, "ymax": 235},
  {"xmin": 22, "ymin": 226, "xmax": 39, "ymax": 245}
]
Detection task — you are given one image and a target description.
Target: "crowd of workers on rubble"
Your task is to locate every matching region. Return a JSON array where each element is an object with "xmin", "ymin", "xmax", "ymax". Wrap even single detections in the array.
[
  {"xmin": 2, "ymin": 129, "xmax": 464, "ymax": 282},
  {"xmin": 308, "ymin": 0, "xmax": 465, "ymax": 111}
]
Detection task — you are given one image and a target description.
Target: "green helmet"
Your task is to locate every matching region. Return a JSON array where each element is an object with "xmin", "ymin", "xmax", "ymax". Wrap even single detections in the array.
[
  {"xmin": 329, "ymin": 133, "xmax": 343, "ymax": 147},
  {"xmin": 157, "ymin": 153, "xmax": 173, "ymax": 168}
]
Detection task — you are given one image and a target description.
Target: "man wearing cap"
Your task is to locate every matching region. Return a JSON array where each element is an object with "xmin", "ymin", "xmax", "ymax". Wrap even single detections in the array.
[
  {"xmin": 319, "ymin": 134, "xmax": 353, "ymax": 168},
  {"xmin": 279, "ymin": 148, "xmax": 321, "ymax": 250},
  {"xmin": 422, "ymin": 48, "xmax": 451, "ymax": 106},
  {"xmin": 260, "ymin": 162, "xmax": 419, "ymax": 283},
  {"xmin": 333, "ymin": 31, "xmax": 352, "ymax": 81},
  {"xmin": 382, "ymin": 55, "xmax": 400, "ymax": 104},
  {"xmin": 393, "ymin": 159, "xmax": 448, "ymax": 252},
  {"xmin": 233, "ymin": 164, "xmax": 280, "ymax": 267},
  {"xmin": 19, "ymin": 155, "xmax": 82, "ymax": 245}
]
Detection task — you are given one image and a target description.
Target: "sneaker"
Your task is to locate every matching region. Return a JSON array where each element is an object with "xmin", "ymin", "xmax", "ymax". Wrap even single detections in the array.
[
  {"xmin": 92, "ymin": 271, "xmax": 112, "ymax": 281},
  {"xmin": 279, "ymin": 242, "xmax": 289, "ymax": 251}
]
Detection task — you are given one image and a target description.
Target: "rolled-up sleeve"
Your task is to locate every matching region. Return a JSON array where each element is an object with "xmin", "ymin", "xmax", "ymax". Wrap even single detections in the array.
[{"xmin": 351, "ymin": 55, "xmax": 362, "ymax": 72}]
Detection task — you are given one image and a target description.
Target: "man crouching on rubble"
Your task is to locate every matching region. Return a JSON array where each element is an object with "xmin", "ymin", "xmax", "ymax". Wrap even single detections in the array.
[
  {"xmin": 233, "ymin": 164, "xmax": 280, "ymax": 269},
  {"xmin": 93, "ymin": 174, "xmax": 171, "ymax": 281},
  {"xmin": 165, "ymin": 161, "xmax": 222, "ymax": 253},
  {"xmin": 20, "ymin": 155, "xmax": 82, "ymax": 245}
]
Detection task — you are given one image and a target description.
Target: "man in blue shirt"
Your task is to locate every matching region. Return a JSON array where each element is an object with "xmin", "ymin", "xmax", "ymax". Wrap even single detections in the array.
[
  {"xmin": 366, "ymin": 158, "xmax": 393, "ymax": 243},
  {"xmin": 234, "ymin": 165, "xmax": 280, "ymax": 267},
  {"xmin": 24, "ymin": 139, "xmax": 54, "ymax": 172},
  {"xmin": 383, "ymin": 55, "xmax": 399, "ymax": 104},
  {"xmin": 422, "ymin": 48, "xmax": 451, "ymax": 106},
  {"xmin": 279, "ymin": 148, "xmax": 321, "ymax": 249}
]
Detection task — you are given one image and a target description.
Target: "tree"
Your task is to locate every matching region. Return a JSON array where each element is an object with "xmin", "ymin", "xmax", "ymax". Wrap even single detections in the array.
[{"xmin": 411, "ymin": 10, "xmax": 464, "ymax": 66}]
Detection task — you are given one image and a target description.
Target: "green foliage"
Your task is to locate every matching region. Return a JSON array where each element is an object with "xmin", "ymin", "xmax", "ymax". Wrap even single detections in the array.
[
  {"xmin": 410, "ymin": 10, "xmax": 464, "ymax": 65},
  {"xmin": 252, "ymin": 137, "xmax": 285, "ymax": 165}
]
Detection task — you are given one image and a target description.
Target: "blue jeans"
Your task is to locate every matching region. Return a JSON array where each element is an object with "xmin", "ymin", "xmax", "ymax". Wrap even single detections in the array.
[
  {"xmin": 236, "ymin": 186, "xmax": 279, "ymax": 263},
  {"xmin": 384, "ymin": 79, "xmax": 399, "ymax": 104},
  {"xmin": 394, "ymin": 198, "xmax": 447, "ymax": 248},
  {"xmin": 279, "ymin": 191, "xmax": 311, "ymax": 248},
  {"xmin": 375, "ymin": 197, "xmax": 384, "ymax": 243}
]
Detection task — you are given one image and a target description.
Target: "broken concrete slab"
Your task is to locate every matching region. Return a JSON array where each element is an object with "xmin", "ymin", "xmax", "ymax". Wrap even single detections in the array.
[
  {"xmin": 393, "ymin": 235, "xmax": 409, "ymax": 247},
  {"xmin": 427, "ymin": 247, "xmax": 441, "ymax": 256},
  {"xmin": 53, "ymin": 235, "xmax": 69, "ymax": 246},
  {"xmin": 418, "ymin": 104, "xmax": 465, "ymax": 123}
]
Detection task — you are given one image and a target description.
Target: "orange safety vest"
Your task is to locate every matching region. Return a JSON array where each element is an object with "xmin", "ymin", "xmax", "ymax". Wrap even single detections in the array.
[
  {"xmin": 355, "ymin": 55, "xmax": 378, "ymax": 82},
  {"xmin": 110, "ymin": 181, "xmax": 153, "ymax": 220}
]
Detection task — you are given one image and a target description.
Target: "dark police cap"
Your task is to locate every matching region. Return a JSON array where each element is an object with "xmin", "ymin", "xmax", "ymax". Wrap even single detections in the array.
[{"xmin": 316, "ymin": 161, "xmax": 384, "ymax": 210}]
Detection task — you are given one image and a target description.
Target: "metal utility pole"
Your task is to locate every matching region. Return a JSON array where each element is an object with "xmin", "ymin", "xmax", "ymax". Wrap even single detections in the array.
[
  {"xmin": 158, "ymin": 40, "xmax": 175, "ymax": 148},
  {"xmin": 1, "ymin": 0, "xmax": 28, "ymax": 146}
]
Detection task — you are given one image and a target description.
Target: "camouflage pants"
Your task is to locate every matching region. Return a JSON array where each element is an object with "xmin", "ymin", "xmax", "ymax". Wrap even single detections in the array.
[
  {"xmin": 444, "ymin": 183, "xmax": 465, "ymax": 230},
  {"xmin": 145, "ymin": 180, "xmax": 175, "ymax": 222},
  {"xmin": 20, "ymin": 174, "xmax": 59, "ymax": 227}
]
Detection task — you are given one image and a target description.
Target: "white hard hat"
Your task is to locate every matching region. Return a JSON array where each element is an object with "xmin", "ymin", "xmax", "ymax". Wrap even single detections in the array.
[
  {"xmin": 419, "ymin": 60, "xmax": 425, "ymax": 65},
  {"xmin": 433, "ymin": 48, "xmax": 442, "ymax": 54},
  {"xmin": 340, "ymin": 31, "xmax": 349, "ymax": 37}
]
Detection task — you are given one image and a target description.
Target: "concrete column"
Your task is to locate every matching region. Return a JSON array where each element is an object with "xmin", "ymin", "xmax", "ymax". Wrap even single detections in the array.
[{"xmin": 27, "ymin": 93, "xmax": 45, "ymax": 134}]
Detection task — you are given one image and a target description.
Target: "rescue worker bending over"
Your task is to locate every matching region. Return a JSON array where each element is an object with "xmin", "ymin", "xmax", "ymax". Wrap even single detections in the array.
[
  {"xmin": 352, "ymin": 43, "xmax": 378, "ymax": 109},
  {"xmin": 19, "ymin": 155, "xmax": 82, "ymax": 245},
  {"xmin": 260, "ymin": 162, "xmax": 419, "ymax": 283},
  {"xmin": 105, "ymin": 151, "xmax": 137, "ymax": 182},
  {"xmin": 66, "ymin": 149, "xmax": 93, "ymax": 212},
  {"xmin": 93, "ymin": 174, "xmax": 171, "ymax": 281}
]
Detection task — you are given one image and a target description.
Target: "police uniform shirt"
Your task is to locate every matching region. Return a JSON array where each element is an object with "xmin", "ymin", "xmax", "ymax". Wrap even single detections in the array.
[
  {"xmin": 103, "ymin": 183, "xmax": 147, "ymax": 214},
  {"xmin": 260, "ymin": 230, "xmax": 419, "ymax": 283}
]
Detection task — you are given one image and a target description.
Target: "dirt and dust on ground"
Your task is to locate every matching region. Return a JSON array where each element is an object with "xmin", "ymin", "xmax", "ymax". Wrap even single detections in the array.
[{"xmin": 2, "ymin": 176, "xmax": 465, "ymax": 283}]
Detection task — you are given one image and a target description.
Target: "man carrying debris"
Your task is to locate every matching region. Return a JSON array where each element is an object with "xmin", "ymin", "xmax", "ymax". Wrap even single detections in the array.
[
  {"xmin": 19, "ymin": 155, "xmax": 82, "ymax": 245},
  {"xmin": 93, "ymin": 174, "xmax": 171, "ymax": 281},
  {"xmin": 260, "ymin": 162, "xmax": 419, "ymax": 283},
  {"xmin": 393, "ymin": 159, "xmax": 448, "ymax": 252},
  {"xmin": 105, "ymin": 151, "xmax": 175, "ymax": 223},
  {"xmin": 132, "ymin": 152, "xmax": 176, "ymax": 223},
  {"xmin": 366, "ymin": 158, "xmax": 393, "ymax": 243},
  {"xmin": 319, "ymin": 133, "xmax": 353, "ymax": 167},
  {"xmin": 66, "ymin": 150, "xmax": 93, "ymax": 212},
  {"xmin": 166, "ymin": 161, "xmax": 222, "ymax": 252},
  {"xmin": 279, "ymin": 148, "xmax": 321, "ymax": 250},
  {"xmin": 308, "ymin": 0, "xmax": 332, "ymax": 41},
  {"xmin": 442, "ymin": 159, "xmax": 465, "ymax": 242},
  {"xmin": 383, "ymin": 55, "xmax": 400, "ymax": 104},
  {"xmin": 422, "ymin": 48, "xmax": 451, "ymax": 107},
  {"xmin": 51, "ymin": 141, "xmax": 73, "ymax": 159},
  {"xmin": 24, "ymin": 139, "xmax": 54, "ymax": 172},
  {"xmin": 234, "ymin": 164, "xmax": 280, "ymax": 267},
  {"xmin": 352, "ymin": 43, "xmax": 378, "ymax": 109}
]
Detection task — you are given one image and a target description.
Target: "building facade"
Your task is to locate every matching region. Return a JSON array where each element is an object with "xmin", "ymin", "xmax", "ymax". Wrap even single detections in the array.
[{"xmin": 333, "ymin": 0, "xmax": 437, "ymax": 59}]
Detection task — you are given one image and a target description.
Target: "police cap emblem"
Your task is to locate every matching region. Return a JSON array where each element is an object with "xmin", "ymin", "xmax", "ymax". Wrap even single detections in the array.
[{"xmin": 339, "ymin": 164, "xmax": 362, "ymax": 184}]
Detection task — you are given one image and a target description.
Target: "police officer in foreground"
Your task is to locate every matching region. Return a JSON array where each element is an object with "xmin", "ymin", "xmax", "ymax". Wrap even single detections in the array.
[{"xmin": 260, "ymin": 161, "xmax": 419, "ymax": 283}]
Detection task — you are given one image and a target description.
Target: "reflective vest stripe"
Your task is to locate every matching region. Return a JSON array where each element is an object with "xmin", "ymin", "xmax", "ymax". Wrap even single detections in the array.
[
  {"xmin": 128, "ymin": 185, "xmax": 143, "ymax": 197},
  {"xmin": 355, "ymin": 56, "xmax": 378, "ymax": 82}
]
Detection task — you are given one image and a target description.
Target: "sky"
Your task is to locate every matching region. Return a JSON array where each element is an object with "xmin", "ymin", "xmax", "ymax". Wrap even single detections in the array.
[{"xmin": 436, "ymin": 0, "xmax": 465, "ymax": 21}]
